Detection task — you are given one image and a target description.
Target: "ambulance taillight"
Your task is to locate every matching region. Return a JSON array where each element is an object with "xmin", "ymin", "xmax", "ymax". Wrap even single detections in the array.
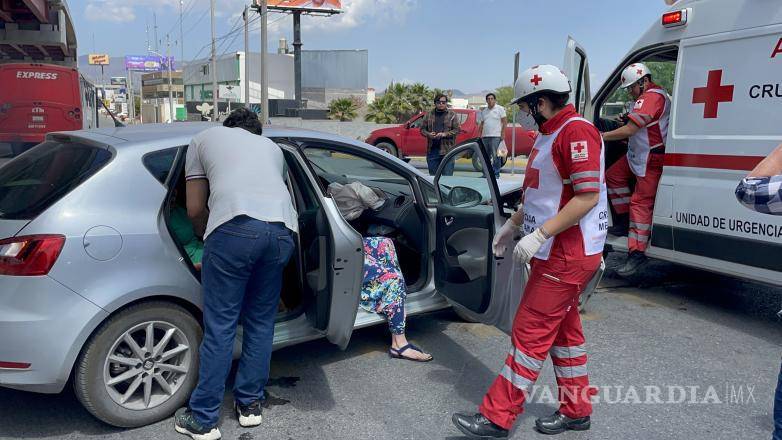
[{"xmin": 662, "ymin": 9, "xmax": 688, "ymax": 28}]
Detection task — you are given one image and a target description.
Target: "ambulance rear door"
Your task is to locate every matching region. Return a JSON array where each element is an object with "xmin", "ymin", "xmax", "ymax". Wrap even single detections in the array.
[
  {"xmin": 432, "ymin": 140, "xmax": 525, "ymax": 335},
  {"xmin": 667, "ymin": 24, "xmax": 782, "ymax": 286},
  {"xmin": 563, "ymin": 36, "xmax": 593, "ymax": 120}
]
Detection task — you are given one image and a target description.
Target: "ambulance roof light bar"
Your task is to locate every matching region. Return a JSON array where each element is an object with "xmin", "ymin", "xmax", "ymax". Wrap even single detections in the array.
[{"xmin": 662, "ymin": 9, "xmax": 688, "ymax": 28}]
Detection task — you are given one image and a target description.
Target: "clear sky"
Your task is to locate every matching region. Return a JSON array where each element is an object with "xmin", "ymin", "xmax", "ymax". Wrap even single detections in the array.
[{"xmin": 71, "ymin": 0, "xmax": 673, "ymax": 93}]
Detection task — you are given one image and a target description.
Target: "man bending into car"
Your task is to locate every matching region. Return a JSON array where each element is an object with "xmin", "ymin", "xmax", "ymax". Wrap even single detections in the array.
[{"xmin": 174, "ymin": 108, "xmax": 297, "ymax": 440}]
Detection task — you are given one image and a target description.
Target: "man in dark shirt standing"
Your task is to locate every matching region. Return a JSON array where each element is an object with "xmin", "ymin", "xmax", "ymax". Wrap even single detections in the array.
[{"xmin": 421, "ymin": 93, "xmax": 461, "ymax": 175}]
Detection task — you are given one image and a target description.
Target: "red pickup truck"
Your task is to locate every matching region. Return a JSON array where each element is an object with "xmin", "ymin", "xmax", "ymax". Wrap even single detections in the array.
[{"xmin": 365, "ymin": 108, "xmax": 536, "ymax": 166}]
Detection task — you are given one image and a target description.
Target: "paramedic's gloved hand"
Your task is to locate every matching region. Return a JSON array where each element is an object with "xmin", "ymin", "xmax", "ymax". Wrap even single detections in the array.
[
  {"xmin": 513, "ymin": 228, "xmax": 549, "ymax": 265},
  {"xmin": 492, "ymin": 219, "xmax": 519, "ymax": 257}
]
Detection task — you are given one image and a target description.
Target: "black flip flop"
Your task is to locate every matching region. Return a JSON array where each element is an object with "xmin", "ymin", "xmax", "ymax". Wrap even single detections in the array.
[{"xmin": 388, "ymin": 343, "xmax": 433, "ymax": 362}]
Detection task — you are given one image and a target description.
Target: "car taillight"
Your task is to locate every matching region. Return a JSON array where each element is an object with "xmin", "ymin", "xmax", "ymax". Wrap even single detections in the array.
[
  {"xmin": 662, "ymin": 9, "xmax": 688, "ymax": 28},
  {"xmin": 0, "ymin": 234, "xmax": 65, "ymax": 276}
]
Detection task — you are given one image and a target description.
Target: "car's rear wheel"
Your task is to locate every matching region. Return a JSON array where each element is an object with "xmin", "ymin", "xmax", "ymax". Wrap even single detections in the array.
[
  {"xmin": 74, "ymin": 301, "xmax": 202, "ymax": 428},
  {"xmin": 375, "ymin": 142, "xmax": 398, "ymax": 157},
  {"xmin": 472, "ymin": 154, "xmax": 508, "ymax": 172}
]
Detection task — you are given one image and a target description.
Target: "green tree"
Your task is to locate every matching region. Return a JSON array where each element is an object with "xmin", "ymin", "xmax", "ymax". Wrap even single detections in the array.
[
  {"xmin": 365, "ymin": 95, "xmax": 397, "ymax": 123},
  {"xmin": 494, "ymin": 85, "xmax": 517, "ymax": 123},
  {"xmin": 328, "ymin": 98, "xmax": 358, "ymax": 121},
  {"xmin": 365, "ymin": 81, "xmax": 455, "ymax": 123}
]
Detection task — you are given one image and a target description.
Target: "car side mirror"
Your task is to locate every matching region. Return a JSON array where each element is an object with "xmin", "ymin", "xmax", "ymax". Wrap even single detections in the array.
[
  {"xmin": 404, "ymin": 122, "xmax": 411, "ymax": 129},
  {"xmin": 448, "ymin": 186, "xmax": 483, "ymax": 208}
]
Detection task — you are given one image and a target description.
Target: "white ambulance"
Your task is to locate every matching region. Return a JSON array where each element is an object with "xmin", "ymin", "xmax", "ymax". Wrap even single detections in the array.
[{"xmin": 560, "ymin": 0, "xmax": 782, "ymax": 286}]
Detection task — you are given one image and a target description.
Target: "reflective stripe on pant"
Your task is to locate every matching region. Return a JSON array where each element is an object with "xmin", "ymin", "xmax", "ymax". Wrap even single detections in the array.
[
  {"xmin": 479, "ymin": 257, "xmax": 599, "ymax": 430},
  {"xmin": 606, "ymin": 154, "xmax": 664, "ymax": 252},
  {"xmin": 774, "ymin": 359, "xmax": 782, "ymax": 440}
]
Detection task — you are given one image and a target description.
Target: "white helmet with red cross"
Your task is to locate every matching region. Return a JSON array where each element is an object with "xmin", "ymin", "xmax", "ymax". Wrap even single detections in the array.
[
  {"xmin": 510, "ymin": 64, "xmax": 571, "ymax": 106},
  {"xmin": 620, "ymin": 63, "xmax": 651, "ymax": 89}
]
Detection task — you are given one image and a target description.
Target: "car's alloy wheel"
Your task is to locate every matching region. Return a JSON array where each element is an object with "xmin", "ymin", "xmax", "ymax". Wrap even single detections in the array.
[
  {"xmin": 74, "ymin": 302, "xmax": 201, "ymax": 428},
  {"xmin": 375, "ymin": 141, "xmax": 398, "ymax": 157},
  {"xmin": 103, "ymin": 321, "xmax": 192, "ymax": 410}
]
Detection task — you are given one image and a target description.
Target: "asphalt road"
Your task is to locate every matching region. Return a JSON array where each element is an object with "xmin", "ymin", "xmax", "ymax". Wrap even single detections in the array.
[{"xmin": 1, "ymin": 254, "xmax": 779, "ymax": 440}]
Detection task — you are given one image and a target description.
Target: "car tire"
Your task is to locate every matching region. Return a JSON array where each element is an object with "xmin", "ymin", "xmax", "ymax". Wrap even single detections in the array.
[
  {"xmin": 375, "ymin": 142, "xmax": 398, "ymax": 157},
  {"xmin": 74, "ymin": 301, "xmax": 202, "ymax": 428}
]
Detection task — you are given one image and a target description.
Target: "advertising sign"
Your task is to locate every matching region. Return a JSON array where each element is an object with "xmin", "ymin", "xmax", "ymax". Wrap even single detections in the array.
[
  {"xmin": 124, "ymin": 55, "xmax": 176, "ymax": 72},
  {"xmin": 110, "ymin": 76, "xmax": 127, "ymax": 86},
  {"xmin": 265, "ymin": 0, "xmax": 342, "ymax": 12},
  {"xmin": 88, "ymin": 54, "xmax": 110, "ymax": 65},
  {"xmin": 219, "ymin": 84, "xmax": 242, "ymax": 100}
]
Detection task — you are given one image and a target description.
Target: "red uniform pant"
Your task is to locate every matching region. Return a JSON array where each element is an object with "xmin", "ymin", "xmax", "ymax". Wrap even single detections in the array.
[
  {"xmin": 479, "ymin": 256, "xmax": 600, "ymax": 430},
  {"xmin": 605, "ymin": 153, "xmax": 664, "ymax": 253}
]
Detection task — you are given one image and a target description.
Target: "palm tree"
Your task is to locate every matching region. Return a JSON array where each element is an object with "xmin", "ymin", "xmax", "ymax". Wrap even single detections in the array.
[
  {"xmin": 328, "ymin": 98, "xmax": 358, "ymax": 121},
  {"xmin": 365, "ymin": 95, "xmax": 397, "ymax": 123}
]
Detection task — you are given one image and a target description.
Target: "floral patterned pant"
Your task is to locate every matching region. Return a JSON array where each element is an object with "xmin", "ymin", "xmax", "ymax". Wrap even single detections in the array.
[{"xmin": 359, "ymin": 237, "xmax": 407, "ymax": 335}]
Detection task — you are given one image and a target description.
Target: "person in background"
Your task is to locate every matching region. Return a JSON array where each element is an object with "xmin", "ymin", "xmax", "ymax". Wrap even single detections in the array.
[
  {"xmin": 733, "ymin": 143, "xmax": 782, "ymax": 440},
  {"xmin": 421, "ymin": 93, "xmax": 461, "ymax": 176},
  {"xmin": 478, "ymin": 92, "xmax": 508, "ymax": 179},
  {"xmin": 601, "ymin": 63, "xmax": 671, "ymax": 276},
  {"xmin": 174, "ymin": 108, "xmax": 297, "ymax": 440}
]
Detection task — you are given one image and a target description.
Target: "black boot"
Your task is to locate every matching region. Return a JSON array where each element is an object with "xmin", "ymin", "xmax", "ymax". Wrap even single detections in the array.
[
  {"xmin": 535, "ymin": 411, "xmax": 591, "ymax": 435},
  {"xmin": 616, "ymin": 251, "xmax": 647, "ymax": 277},
  {"xmin": 608, "ymin": 213, "xmax": 629, "ymax": 237},
  {"xmin": 451, "ymin": 412, "xmax": 509, "ymax": 439}
]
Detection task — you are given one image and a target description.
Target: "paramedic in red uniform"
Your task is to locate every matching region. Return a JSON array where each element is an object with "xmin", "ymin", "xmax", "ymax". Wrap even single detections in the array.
[
  {"xmin": 601, "ymin": 62, "xmax": 671, "ymax": 276},
  {"xmin": 451, "ymin": 64, "xmax": 608, "ymax": 438}
]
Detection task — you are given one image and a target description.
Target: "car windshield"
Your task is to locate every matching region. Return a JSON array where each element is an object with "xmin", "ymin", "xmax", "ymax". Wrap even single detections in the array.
[{"xmin": 0, "ymin": 140, "xmax": 112, "ymax": 220}]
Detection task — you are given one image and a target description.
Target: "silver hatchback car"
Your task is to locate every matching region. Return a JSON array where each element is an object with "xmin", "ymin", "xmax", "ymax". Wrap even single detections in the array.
[{"xmin": 0, "ymin": 123, "xmax": 599, "ymax": 427}]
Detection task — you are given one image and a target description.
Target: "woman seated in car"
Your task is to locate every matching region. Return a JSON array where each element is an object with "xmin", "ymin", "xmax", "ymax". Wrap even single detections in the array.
[
  {"xmin": 169, "ymin": 181, "xmax": 204, "ymax": 270},
  {"xmin": 329, "ymin": 181, "xmax": 432, "ymax": 362}
]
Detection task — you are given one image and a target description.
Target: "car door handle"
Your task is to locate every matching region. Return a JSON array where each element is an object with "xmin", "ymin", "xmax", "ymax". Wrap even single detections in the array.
[{"xmin": 444, "ymin": 216, "xmax": 455, "ymax": 226}]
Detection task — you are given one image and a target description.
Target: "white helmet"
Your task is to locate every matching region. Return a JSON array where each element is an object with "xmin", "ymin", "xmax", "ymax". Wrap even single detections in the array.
[
  {"xmin": 619, "ymin": 63, "xmax": 651, "ymax": 89},
  {"xmin": 511, "ymin": 64, "xmax": 571, "ymax": 106}
]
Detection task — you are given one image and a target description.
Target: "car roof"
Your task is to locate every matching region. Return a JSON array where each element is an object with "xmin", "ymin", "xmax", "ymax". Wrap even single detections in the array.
[{"xmin": 48, "ymin": 121, "xmax": 426, "ymax": 174}]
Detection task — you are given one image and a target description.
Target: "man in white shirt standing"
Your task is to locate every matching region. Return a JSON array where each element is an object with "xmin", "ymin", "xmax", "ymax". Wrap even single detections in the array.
[
  {"xmin": 174, "ymin": 108, "xmax": 297, "ymax": 440},
  {"xmin": 477, "ymin": 93, "xmax": 508, "ymax": 179}
]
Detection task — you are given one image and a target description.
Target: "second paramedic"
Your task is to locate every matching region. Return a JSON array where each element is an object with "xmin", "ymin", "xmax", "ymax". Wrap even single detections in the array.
[
  {"xmin": 601, "ymin": 63, "xmax": 671, "ymax": 276},
  {"xmin": 451, "ymin": 65, "xmax": 608, "ymax": 438}
]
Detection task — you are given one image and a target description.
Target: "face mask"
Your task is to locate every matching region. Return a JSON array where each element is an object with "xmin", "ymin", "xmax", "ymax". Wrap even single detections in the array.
[{"xmin": 517, "ymin": 109, "xmax": 538, "ymax": 131}]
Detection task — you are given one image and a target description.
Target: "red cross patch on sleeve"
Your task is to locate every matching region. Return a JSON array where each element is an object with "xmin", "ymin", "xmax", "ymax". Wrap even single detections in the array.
[
  {"xmin": 570, "ymin": 141, "xmax": 589, "ymax": 162},
  {"xmin": 634, "ymin": 99, "xmax": 644, "ymax": 110}
]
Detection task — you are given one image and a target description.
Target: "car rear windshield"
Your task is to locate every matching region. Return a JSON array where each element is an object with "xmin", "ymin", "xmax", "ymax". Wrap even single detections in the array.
[{"xmin": 0, "ymin": 140, "xmax": 112, "ymax": 220}]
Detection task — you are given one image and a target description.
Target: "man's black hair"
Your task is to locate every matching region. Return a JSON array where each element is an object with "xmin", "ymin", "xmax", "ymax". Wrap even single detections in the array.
[
  {"xmin": 434, "ymin": 93, "xmax": 448, "ymax": 103},
  {"xmin": 223, "ymin": 107, "xmax": 263, "ymax": 135},
  {"xmin": 485, "ymin": 92, "xmax": 497, "ymax": 101}
]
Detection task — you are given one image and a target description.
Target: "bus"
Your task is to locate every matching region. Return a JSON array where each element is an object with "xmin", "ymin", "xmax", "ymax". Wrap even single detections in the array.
[{"xmin": 0, "ymin": 63, "xmax": 98, "ymax": 160}]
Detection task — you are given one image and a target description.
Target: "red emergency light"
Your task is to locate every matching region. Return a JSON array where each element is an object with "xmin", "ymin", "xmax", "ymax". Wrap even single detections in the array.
[{"xmin": 662, "ymin": 9, "xmax": 688, "ymax": 28}]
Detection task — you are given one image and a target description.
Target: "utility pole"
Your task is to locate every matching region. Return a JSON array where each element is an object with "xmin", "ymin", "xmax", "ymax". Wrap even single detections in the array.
[
  {"xmin": 244, "ymin": 4, "xmax": 250, "ymax": 108},
  {"xmin": 154, "ymin": 13, "xmax": 159, "ymax": 52},
  {"xmin": 167, "ymin": 34, "xmax": 175, "ymax": 122},
  {"xmin": 260, "ymin": 0, "xmax": 269, "ymax": 122},
  {"xmin": 127, "ymin": 69, "xmax": 134, "ymax": 124},
  {"xmin": 210, "ymin": 0, "xmax": 218, "ymax": 121},
  {"xmin": 179, "ymin": 0, "xmax": 185, "ymax": 63},
  {"xmin": 293, "ymin": 11, "xmax": 302, "ymax": 112}
]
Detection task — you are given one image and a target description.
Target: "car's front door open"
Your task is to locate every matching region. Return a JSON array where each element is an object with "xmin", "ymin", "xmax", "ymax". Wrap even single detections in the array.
[{"xmin": 433, "ymin": 140, "xmax": 525, "ymax": 333}]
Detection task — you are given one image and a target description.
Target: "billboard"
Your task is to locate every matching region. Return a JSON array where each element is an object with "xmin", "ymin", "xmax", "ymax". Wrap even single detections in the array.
[
  {"xmin": 88, "ymin": 54, "xmax": 110, "ymax": 65},
  {"xmin": 266, "ymin": 0, "xmax": 342, "ymax": 13},
  {"xmin": 110, "ymin": 76, "xmax": 127, "ymax": 86},
  {"xmin": 124, "ymin": 55, "xmax": 176, "ymax": 72}
]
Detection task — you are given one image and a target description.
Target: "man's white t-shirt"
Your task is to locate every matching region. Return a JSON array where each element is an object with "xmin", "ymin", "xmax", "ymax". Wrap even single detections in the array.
[
  {"xmin": 185, "ymin": 126, "xmax": 298, "ymax": 239},
  {"xmin": 478, "ymin": 104, "xmax": 507, "ymax": 138}
]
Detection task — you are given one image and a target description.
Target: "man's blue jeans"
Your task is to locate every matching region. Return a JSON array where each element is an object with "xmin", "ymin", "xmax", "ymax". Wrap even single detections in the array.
[
  {"xmin": 427, "ymin": 147, "xmax": 455, "ymax": 176},
  {"xmin": 189, "ymin": 216, "xmax": 294, "ymax": 427},
  {"xmin": 482, "ymin": 136, "xmax": 503, "ymax": 178},
  {"xmin": 774, "ymin": 359, "xmax": 782, "ymax": 440}
]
